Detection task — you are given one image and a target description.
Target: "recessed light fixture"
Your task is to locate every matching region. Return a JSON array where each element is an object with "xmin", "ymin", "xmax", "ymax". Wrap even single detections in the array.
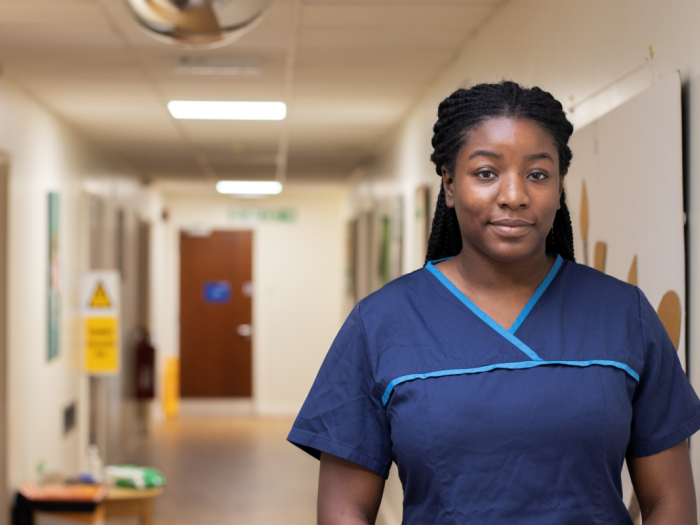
[
  {"xmin": 216, "ymin": 181, "xmax": 283, "ymax": 195},
  {"xmin": 168, "ymin": 101, "xmax": 286, "ymax": 120},
  {"xmin": 174, "ymin": 56, "xmax": 261, "ymax": 76}
]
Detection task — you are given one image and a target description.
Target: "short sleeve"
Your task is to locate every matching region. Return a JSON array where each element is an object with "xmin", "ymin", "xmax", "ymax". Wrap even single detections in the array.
[
  {"xmin": 627, "ymin": 289, "xmax": 700, "ymax": 458},
  {"xmin": 287, "ymin": 303, "xmax": 392, "ymax": 478}
]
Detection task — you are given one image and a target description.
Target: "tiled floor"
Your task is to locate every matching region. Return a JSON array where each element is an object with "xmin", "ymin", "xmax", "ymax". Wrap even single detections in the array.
[{"xmin": 119, "ymin": 417, "xmax": 319, "ymax": 525}]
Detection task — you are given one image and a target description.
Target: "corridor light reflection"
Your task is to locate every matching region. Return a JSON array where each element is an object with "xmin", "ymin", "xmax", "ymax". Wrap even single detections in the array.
[
  {"xmin": 167, "ymin": 101, "xmax": 286, "ymax": 120},
  {"xmin": 216, "ymin": 180, "xmax": 283, "ymax": 195}
]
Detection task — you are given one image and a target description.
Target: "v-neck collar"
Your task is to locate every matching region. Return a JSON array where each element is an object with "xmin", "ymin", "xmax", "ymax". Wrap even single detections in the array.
[{"xmin": 425, "ymin": 254, "xmax": 564, "ymax": 362}]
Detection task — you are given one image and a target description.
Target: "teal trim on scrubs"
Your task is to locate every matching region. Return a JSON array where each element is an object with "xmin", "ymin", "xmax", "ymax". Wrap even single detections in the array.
[
  {"xmin": 508, "ymin": 255, "xmax": 564, "ymax": 334},
  {"xmin": 382, "ymin": 359, "xmax": 640, "ymax": 405},
  {"xmin": 426, "ymin": 257, "xmax": 565, "ymax": 362}
]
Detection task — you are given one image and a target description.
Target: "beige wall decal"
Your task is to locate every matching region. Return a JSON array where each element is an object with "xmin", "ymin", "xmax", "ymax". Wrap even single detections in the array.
[
  {"xmin": 627, "ymin": 256, "xmax": 638, "ymax": 287},
  {"xmin": 593, "ymin": 242, "xmax": 607, "ymax": 272},
  {"xmin": 657, "ymin": 291, "xmax": 682, "ymax": 351},
  {"xmin": 580, "ymin": 180, "xmax": 589, "ymax": 266}
]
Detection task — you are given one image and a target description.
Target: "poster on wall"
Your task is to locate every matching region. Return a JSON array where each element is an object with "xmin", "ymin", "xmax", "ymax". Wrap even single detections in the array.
[
  {"xmin": 345, "ymin": 219, "xmax": 358, "ymax": 303},
  {"xmin": 390, "ymin": 196, "xmax": 403, "ymax": 280},
  {"xmin": 377, "ymin": 196, "xmax": 404, "ymax": 287},
  {"xmin": 565, "ymin": 72, "xmax": 685, "ymax": 367},
  {"xmin": 47, "ymin": 192, "xmax": 60, "ymax": 361},
  {"xmin": 414, "ymin": 185, "xmax": 431, "ymax": 268}
]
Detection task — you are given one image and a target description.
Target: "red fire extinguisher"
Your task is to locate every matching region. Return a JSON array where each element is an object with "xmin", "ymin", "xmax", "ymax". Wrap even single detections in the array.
[{"xmin": 136, "ymin": 328, "xmax": 155, "ymax": 399}]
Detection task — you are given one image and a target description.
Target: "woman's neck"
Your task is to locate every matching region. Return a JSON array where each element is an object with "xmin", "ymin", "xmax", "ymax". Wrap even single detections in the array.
[
  {"xmin": 449, "ymin": 245, "xmax": 554, "ymax": 294},
  {"xmin": 434, "ymin": 245, "xmax": 555, "ymax": 330}
]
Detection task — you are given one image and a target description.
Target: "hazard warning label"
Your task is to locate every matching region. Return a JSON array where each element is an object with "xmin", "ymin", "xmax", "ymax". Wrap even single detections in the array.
[{"xmin": 89, "ymin": 283, "xmax": 111, "ymax": 308}]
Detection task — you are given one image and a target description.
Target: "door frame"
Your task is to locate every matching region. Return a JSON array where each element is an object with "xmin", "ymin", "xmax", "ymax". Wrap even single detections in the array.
[
  {"xmin": 0, "ymin": 156, "xmax": 10, "ymax": 525},
  {"xmin": 171, "ymin": 225, "xmax": 257, "ymax": 410}
]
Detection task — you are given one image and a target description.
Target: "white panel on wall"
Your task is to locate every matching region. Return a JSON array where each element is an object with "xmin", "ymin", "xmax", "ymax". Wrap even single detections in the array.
[
  {"xmin": 560, "ymin": 71, "xmax": 685, "ymax": 515},
  {"xmin": 565, "ymin": 72, "xmax": 685, "ymax": 366}
]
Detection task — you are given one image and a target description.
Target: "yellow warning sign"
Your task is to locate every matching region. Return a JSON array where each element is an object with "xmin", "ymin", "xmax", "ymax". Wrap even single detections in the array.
[
  {"xmin": 89, "ymin": 283, "xmax": 111, "ymax": 308},
  {"xmin": 84, "ymin": 317, "xmax": 119, "ymax": 374}
]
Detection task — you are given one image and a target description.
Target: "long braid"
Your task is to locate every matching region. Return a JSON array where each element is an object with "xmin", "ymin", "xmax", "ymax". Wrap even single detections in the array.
[
  {"xmin": 426, "ymin": 185, "xmax": 462, "ymax": 262},
  {"xmin": 545, "ymin": 191, "xmax": 575, "ymax": 261},
  {"xmin": 426, "ymin": 81, "xmax": 576, "ymax": 264}
]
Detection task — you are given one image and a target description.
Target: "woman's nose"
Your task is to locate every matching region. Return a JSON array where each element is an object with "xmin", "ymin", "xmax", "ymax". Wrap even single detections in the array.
[{"xmin": 497, "ymin": 172, "xmax": 529, "ymax": 209}]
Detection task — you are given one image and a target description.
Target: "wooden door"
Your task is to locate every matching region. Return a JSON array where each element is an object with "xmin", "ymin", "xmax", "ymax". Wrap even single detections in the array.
[{"xmin": 180, "ymin": 230, "xmax": 253, "ymax": 397}]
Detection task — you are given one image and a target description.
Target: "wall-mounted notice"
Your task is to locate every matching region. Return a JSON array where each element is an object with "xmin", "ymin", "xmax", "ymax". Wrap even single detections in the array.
[
  {"xmin": 81, "ymin": 271, "xmax": 120, "ymax": 375},
  {"xmin": 227, "ymin": 207, "xmax": 297, "ymax": 224},
  {"xmin": 47, "ymin": 192, "xmax": 60, "ymax": 361}
]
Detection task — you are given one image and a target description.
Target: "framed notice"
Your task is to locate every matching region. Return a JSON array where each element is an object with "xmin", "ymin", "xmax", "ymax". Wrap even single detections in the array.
[{"xmin": 47, "ymin": 192, "xmax": 60, "ymax": 361}]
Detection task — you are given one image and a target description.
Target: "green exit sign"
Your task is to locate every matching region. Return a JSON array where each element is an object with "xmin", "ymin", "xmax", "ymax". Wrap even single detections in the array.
[{"xmin": 228, "ymin": 207, "xmax": 297, "ymax": 223}]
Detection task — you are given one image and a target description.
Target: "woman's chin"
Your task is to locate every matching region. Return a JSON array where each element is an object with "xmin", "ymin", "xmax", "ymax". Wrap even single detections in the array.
[{"xmin": 479, "ymin": 242, "xmax": 547, "ymax": 266}]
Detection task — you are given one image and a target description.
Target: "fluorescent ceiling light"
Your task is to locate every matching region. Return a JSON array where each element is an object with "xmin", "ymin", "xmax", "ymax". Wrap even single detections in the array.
[
  {"xmin": 168, "ymin": 101, "xmax": 286, "ymax": 120},
  {"xmin": 216, "ymin": 180, "xmax": 282, "ymax": 195}
]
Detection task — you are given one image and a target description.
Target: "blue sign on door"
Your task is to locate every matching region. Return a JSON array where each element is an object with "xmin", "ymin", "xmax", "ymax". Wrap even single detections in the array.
[{"xmin": 204, "ymin": 281, "xmax": 231, "ymax": 304}]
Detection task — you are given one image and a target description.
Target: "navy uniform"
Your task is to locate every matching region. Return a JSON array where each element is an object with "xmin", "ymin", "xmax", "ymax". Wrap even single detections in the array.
[{"xmin": 288, "ymin": 256, "xmax": 700, "ymax": 524}]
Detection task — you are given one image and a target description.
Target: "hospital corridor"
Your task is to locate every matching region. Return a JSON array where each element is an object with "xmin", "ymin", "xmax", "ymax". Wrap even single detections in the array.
[{"xmin": 2, "ymin": 0, "xmax": 700, "ymax": 524}]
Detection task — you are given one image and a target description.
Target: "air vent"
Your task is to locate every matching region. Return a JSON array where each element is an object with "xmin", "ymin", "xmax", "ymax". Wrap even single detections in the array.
[{"xmin": 174, "ymin": 56, "xmax": 260, "ymax": 76}]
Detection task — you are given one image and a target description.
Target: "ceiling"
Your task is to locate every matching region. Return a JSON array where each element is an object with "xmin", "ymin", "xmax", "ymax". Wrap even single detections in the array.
[{"xmin": 0, "ymin": 0, "xmax": 504, "ymax": 182}]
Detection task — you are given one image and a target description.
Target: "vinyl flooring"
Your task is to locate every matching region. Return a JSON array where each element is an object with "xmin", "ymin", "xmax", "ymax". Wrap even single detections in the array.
[{"xmin": 117, "ymin": 416, "xmax": 320, "ymax": 525}]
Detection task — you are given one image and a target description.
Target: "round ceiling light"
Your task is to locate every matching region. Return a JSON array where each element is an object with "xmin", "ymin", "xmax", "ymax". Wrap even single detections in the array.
[{"xmin": 125, "ymin": 0, "xmax": 273, "ymax": 48}]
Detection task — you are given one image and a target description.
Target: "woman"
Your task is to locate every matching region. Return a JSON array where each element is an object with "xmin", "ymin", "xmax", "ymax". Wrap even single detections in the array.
[{"xmin": 288, "ymin": 81, "xmax": 700, "ymax": 524}]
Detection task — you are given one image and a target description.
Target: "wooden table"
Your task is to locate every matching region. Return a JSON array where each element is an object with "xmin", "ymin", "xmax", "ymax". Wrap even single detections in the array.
[
  {"xmin": 26, "ymin": 484, "xmax": 164, "ymax": 525},
  {"xmin": 103, "ymin": 487, "xmax": 163, "ymax": 525},
  {"xmin": 34, "ymin": 507, "xmax": 105, "ymax": 524}
]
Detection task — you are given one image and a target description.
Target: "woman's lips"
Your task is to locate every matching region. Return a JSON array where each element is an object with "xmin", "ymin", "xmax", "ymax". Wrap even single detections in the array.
[{"xmin": 489, "ymin": 219, "xmax": 534, "ymax": 237}]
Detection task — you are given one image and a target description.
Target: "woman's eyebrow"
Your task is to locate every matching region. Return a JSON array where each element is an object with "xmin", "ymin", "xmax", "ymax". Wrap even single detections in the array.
[
  {"xmin": 525, "ymin": 152, "xmax": 554, "ymax": 162},
  {"xmin": 468, "ymin": 149, "xmax": 502, "ymax": 160}
]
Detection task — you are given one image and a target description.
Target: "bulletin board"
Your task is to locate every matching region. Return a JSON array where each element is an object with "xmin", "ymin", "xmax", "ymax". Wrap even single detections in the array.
[{"xmin": 565, "ymin": 72, "xmax": 686, "ymax": 367}]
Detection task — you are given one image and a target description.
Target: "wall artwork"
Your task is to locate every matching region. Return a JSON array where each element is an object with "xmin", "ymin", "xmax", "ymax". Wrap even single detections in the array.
[
  {"xmin": 345, "ymin": 219, "xmax": 358, "ymax": 303},
  {"xmin": 375, "ymin": 196, "xmax": 404, "ymax": 288},
  {"xmin": 390, "ymin": 196, "xmax": 403, "ymax": 282},
  {"xmin": 47, "ymin": 192, "xmax": 60, "ymax": 361},
  {"xmin": 564, "ymin": 72, "xmax": 685, "ymax": 518},
  {"xmin": 565, "ymin": 72, "xmax": 685, "ymax": 365},
  {"xmin": 414, "ymin": 185, "xmax": 431, "ymax": 268}
]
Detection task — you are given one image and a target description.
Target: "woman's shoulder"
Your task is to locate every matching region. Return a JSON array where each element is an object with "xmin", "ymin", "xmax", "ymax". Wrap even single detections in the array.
[
  {"xmin": 356, "ymin": 267, "xmax": 434, "ymax": 313},
  {"xmin": 558, "ymin": 258, "xmax": 641, "ymax": 308}
]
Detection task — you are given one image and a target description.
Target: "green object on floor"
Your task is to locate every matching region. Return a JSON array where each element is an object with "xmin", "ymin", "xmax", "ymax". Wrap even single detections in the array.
[{"xmin": 105, "ymin": 465, "xmax": 166, "ymax": 489}]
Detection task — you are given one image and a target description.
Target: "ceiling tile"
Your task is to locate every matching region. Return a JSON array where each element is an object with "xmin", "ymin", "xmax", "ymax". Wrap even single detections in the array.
[{"xmin": 0, "ymin": 0, "xmax": 506, "ymax": 181}]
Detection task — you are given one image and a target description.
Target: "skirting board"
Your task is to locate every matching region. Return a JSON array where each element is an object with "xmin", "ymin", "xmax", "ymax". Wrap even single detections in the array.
[{"xmin": 179, "ymin": 398, "xmax": 254, "ymax": 418}]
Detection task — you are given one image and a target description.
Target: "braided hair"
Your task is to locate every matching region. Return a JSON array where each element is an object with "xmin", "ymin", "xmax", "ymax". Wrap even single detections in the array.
[{"xmin": 426, "ymin": 81, "xmax": 575, "ymax": 264}]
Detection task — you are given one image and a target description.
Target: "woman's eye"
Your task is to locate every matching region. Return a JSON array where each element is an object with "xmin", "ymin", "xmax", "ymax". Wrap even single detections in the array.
[
  {"xmin": 476, "ymin": 170, "xmax": 496, "ymax": 179},
  {"xmin": 529, "ymin": 171, "xmax": 548, "ymax": 180}
]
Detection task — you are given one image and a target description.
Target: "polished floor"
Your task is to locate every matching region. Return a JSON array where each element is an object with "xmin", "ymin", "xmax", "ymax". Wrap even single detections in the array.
[{"xmin": 119, "ymin": 416, "xmax": 320, "ymax": 525}]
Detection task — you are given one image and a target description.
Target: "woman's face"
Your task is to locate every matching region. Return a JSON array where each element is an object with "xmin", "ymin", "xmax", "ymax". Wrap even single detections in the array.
[{"xmin": 443, "ymin": 116, "xmax": 562, "ymax": 265}]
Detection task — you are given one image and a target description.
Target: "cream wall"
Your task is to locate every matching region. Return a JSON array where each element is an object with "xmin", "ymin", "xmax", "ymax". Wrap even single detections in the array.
[
  {"xmin": 158, "ymin": 182, "xmax": 346, "ymax": 416},
  {"xmin": 350, "ymin": 0, "xmax": 700, "ymax": 522},
  {"xmin": 0, "ymin": 75, "xmax": 152, "ymax": 519}
]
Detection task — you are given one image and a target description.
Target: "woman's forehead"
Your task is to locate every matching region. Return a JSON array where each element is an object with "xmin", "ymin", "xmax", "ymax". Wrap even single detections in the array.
[{"xmin": 461, "ymin": 117, "xmax": 558, "ymax": 154}]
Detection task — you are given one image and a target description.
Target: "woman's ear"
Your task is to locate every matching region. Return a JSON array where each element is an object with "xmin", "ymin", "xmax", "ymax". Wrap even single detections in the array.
[{"xmin": 442, "ymin": 166, "xmax": 455, "ymax": 209}]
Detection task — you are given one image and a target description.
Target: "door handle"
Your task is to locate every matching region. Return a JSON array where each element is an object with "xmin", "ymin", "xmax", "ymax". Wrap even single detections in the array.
[{"xmin": 237, "ymin": 324, "xmax": 252, "ymax": 341}]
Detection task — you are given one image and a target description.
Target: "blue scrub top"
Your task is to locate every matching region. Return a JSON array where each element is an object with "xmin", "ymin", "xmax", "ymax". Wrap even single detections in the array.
[{"xmin": 288, "ymin": 256, "xmax": 700, "ymax": 524}]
